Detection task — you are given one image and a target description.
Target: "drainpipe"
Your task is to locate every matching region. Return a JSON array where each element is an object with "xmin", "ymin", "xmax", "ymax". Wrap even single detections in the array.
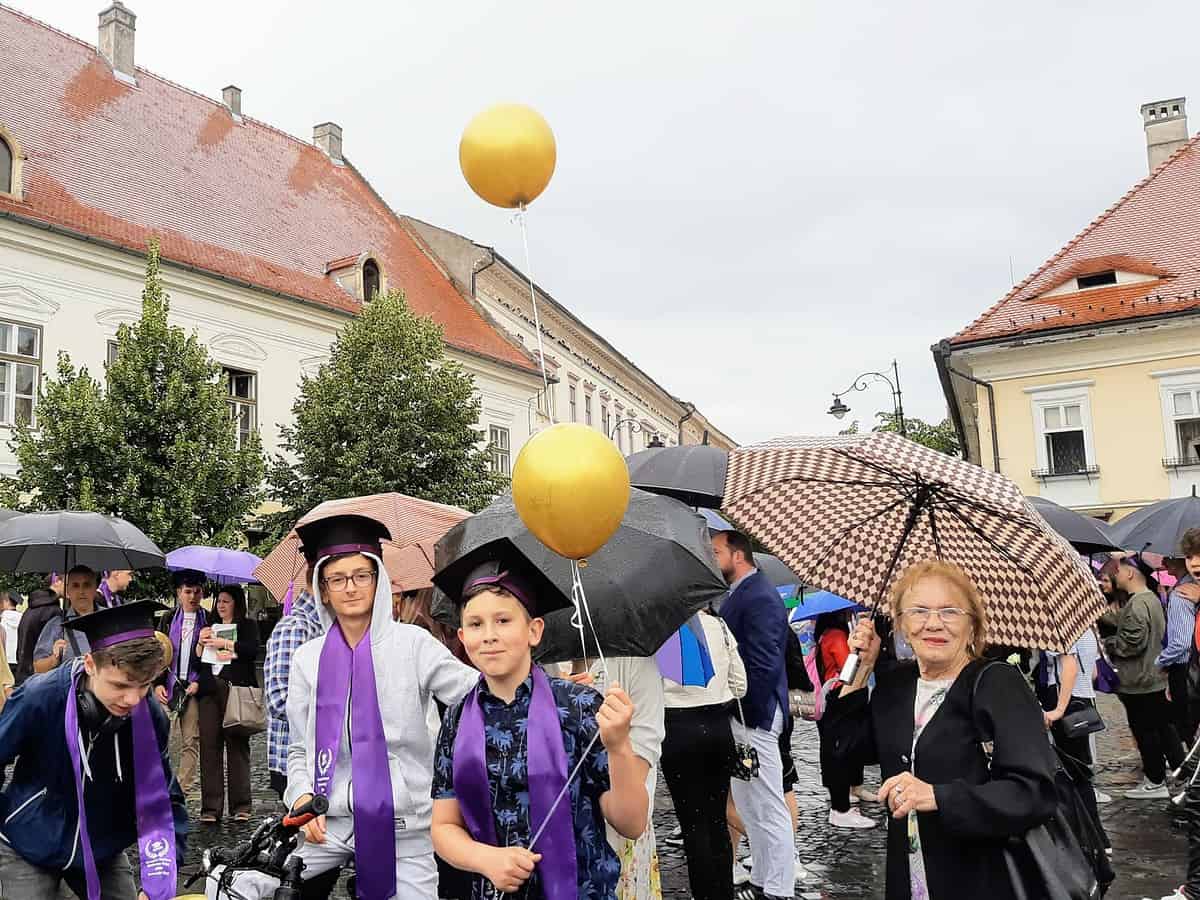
[
  {"xmin": 676, "ymin": 402, "xmax": 696, "ymax": 445},
  {"xmin": 933, "ymin": 340, "xmax": 1000, "ymax": 473}
]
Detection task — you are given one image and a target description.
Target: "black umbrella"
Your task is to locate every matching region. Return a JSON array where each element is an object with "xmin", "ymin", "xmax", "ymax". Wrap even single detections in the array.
[
  {"xmin": 432, "ymin": 489, "xmax": 728, "ymax": 662},
  {"xmin": 754, "ymin": 553, "xmax": 802, "ymax": 589},
  {"xmin": 1109, "ymin": 486, "xmax": 1200, "ymax": 556},
  {"xmin": 626, "ymin": 445, "xmax": 728, "ymax": 509},
  {"xmin": 0, "ymin": 511, "xmax": 166, "ymax": 572},
  {"xmin": 1026, "ymin": 496, "xmax": 1120, "ymax": 554}
]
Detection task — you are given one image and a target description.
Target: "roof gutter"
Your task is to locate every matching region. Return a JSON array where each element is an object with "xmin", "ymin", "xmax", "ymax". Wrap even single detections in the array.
[{"xmin": 933, "ymin": 340, "xmax": 999, "ymax": 472}]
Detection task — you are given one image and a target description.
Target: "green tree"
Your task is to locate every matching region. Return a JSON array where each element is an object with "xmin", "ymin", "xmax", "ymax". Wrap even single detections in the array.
[
  {"xmin": 263, "ymin": 288, "xmax": 505, "ymax": 543},
  {"xmin": 839, "ymin": 411, "xmax": 961, "ymax": 456},
  {"xmin": 8, "ymin": 240, "xmax": 265, "ymax": 552}
]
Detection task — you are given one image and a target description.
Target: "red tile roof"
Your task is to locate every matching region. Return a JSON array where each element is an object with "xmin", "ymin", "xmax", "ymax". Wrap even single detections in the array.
[
  {"xmin": 0, "ymin": 5, "xmax": 539, "ymax": 375},
  {"xmin": 952, "ymin": 133, "xmax": 1200, "ymax": 345}
]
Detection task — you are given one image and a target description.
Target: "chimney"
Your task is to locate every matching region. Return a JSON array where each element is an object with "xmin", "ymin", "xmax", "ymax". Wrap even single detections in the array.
[
  {"xmin": 98, "ymin": 2, "xmax": 136, "ymax": 83},
  {"xmin": 1141, "ymin": 97, "xmax": 1188, "ymax": 172},
  {"xmin": 222, "ymin": 85, "xmax": 242, "ymax": 119},
  {"xmin": 313, "ymin": 123, "xmax": 343, "ymax": 164}
]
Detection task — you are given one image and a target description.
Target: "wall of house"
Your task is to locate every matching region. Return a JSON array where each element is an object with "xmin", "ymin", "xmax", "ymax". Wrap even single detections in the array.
[
  {"xmin": 958, "ymin": 319, "xmax": 1200, "ymax": 519},
  {"xmin": 0, "ymin": 218, "xmax": 541, "ymax": 479}
]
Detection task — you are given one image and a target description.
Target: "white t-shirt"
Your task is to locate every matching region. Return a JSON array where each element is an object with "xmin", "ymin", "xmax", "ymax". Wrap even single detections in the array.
[
  {"xmin": 179, "ymin": 611, "xmax": 197, "ymax": 681},
  {"xmin": 1, "ymin": 609, "xmax": 21, "ymax": 665}
]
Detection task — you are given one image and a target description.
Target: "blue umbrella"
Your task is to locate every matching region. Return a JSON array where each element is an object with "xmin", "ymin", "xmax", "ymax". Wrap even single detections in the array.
[
  {"xmin": 698, "ymin": 508, "xmax": 733, "ymax": 531},
  {"xmin": 789, "ymin": 590, "xmax": 864, "ymax": 623},
  {"xmin": 655, "ymin": 613, "xmax": 715, "ymax": 686}
]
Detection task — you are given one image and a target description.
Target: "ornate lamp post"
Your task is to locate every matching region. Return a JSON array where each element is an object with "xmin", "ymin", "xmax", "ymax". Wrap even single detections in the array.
[
  {"xmin": 827, "ymin": 360, "xmax": 907, "ymax": 437},
  {"xmin": 610, "ymin": 418, "xmax": 664, "ymax": 448}
]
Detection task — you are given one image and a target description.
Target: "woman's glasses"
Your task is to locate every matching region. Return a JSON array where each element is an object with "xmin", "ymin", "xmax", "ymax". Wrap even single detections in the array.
[{"xmin": 899, "ymin": 607, "xmax": 970, "ymax": 627}]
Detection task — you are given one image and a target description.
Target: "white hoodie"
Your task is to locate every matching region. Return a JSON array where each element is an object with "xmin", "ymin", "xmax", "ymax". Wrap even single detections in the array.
[{"xmin": 284, "ymin": 552, "xmax": 477, "ymax": 857}]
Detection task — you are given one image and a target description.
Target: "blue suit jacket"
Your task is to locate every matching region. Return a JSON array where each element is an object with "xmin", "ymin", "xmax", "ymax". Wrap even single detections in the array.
[{"xmin": 719, "ymin": 570, "xmax": 791, "ymax": 731}]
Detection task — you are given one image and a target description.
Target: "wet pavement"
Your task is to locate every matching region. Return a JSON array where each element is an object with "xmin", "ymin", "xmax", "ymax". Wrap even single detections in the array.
[{"xmin": 178, "ymin": 693, "xmax": 1191, "ymax": 899}]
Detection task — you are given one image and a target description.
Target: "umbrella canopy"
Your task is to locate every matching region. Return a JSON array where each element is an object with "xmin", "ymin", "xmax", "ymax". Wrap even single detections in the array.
[
  {"xmin": 381, "ymin": 540, "xmax": 438, "ymax": 593},
  {"xmin": 166, "ymin": 546, "xmax": 262, "ymax": 585},
  {"xmin": 699, "ymin": 508, "xmax": 734, "ymax": 532},
  {"xmin": 432, "ymin": 489, "xmax": 728, "ymax": 662},
  {"xmin": 755, "ymin": 553, "xmax": 802, "ymax": 590},
  {"xmin": 1026, "ymin": 496, "xmax": 1120, "ymax": 554},
  {"xmin": 789, "ymin": 591, "xmax": 864, "ymax": 623},
  {"xmin": 722, "ymin": 433, "xmax": 1105, "ymax": 652},
  {"xmin": 254, "ymin": 492, "xmax": 470, "ymax": 603},
  {"xmin": 0, "ymin": 511, "xmax": 165, "ymax": 573},
  {"xmin": 656, "ymin": 613, "xmax": 715, "ymax": 686},
  {"xmin": 626, "ymin": 445, "xmax": 728, "ymax": 509},
  {"xmin": 1109, "ymin": 487, "xmax": 1200, "ymax": 557}
]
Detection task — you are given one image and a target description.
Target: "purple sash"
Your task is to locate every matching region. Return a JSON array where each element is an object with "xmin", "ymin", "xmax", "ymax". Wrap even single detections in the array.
[
  {"xmin": 97, "ymin": 581, "xmax": 118, "ymax": 608},
  {"xmin": 166, "ymin": 607, "xmax": 206, "ymax": 702},
  {"xmin": 452, "ymin": 667, "xmax": 577, "ymax": 900},
  {"xmin": 313, "ymin": 621, "xmax": 395, "ymax": 899},
  {"xmin": 64, "ymin": 667, "xmax": 176, "ymax": 900}
]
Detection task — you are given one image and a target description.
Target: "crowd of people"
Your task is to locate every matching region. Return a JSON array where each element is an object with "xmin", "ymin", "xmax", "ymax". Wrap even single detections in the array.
[{"xmin": 0, "ymin": 511, "xmax": 1197, "ymax": 899}]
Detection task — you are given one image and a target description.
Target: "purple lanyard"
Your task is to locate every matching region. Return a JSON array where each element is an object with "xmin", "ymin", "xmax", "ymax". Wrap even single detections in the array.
[
  {"xmin": 452, "ymin": 667, "xmax": 578, "ymax": 900},
  {"xmin": 64, "ymin": 666, "xmax": 176, "ymax": 900},
  {"xmin": 313, "ymin": 621, "xmax": 396, "ymax": 899}
]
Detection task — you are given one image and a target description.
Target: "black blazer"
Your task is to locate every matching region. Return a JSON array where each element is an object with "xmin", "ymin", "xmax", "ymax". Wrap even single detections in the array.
[
  {"xmin": 201, "ymin": 619, "xmax": 260, "ymax": 688},
  {"xmin": 824, "ymin": 658, "xmax": 1057, "ymax": 900}
]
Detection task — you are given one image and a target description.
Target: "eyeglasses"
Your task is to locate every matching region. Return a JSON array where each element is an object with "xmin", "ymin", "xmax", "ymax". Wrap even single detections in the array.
[
  {"xmin": 322, "ymin": 571, "xmax": 376, "ymax": 592},
  {"xmin": 899, "ymin": 606, "xmax": 971, "ymax": 627}
]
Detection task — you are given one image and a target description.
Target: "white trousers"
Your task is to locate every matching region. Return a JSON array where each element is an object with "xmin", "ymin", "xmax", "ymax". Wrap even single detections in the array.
[
  {"xmin": 730, "ymin": 709, "xmax": 795, "ymax": 898},
  {"xmin": 204, "ymin": 816, "xmax": 438, "ymax": 900}
]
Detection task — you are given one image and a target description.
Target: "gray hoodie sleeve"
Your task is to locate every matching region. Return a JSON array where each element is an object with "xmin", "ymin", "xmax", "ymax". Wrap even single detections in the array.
[
  {"xmin": 414, "ymin": 629, "xmax": 478, "ymax": 706},
  {"xmin": 284, "ymin": 642, "xmax": 316, "ymax": 808}
]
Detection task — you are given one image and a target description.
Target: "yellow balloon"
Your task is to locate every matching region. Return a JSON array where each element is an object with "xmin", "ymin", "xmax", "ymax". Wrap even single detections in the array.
[
  {"xmin": 459, "ymin": 104, "xmax": 557, "ymax": 209},
  {"xmin": 512, "ymin": 423, "xmax": 630, "ymax": 560}
]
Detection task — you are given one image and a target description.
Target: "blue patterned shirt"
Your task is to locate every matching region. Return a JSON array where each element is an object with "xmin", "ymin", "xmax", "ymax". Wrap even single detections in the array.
[
  {"xmin": 432, "ymin": 673, "xmax": 619, "ymax": 900},
  {"xmin": 263, "ymin": 590, "xmax": 323, "ymax": 776},
  {"xmin": 1157, "ymin": 576, "xmax": 1197, "ymax": 669}
]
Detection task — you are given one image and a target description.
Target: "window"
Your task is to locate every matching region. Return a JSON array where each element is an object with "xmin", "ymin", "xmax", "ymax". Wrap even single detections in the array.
[
  {"xmin": 489, "ymin": 425, "xmax": 511, "ymax": 476},
  {"xmin": 568, "ymin": 384, "xmax": 577, "ymax": 422},
  {"xmin": 615, "ymin": 423, "xmax": 624, "ymax": 453},
  {"xmin": 1169, "ymin": 388, "xmax": 1200, "ymax": 463},
  {"xmin": 0, "ymin": 137, "xmax": 10, "ymax": 195},
  {"xmin": 224, "ymin": 367, "xmax": 256, "ymax": 450},
  {"xmin": 1042, "ymin": 404, "xmax": 1087, "ymax": 475},
  {"xmin": 1076, "ymin": 271, "xmax": 1117, "ymax": 290},
  {"xmin": 0, "ymin": 320, "xmax": 40, "ymax": 427},
  {"xmin": 106, "ymin": 340, "xmax": 119, "ymax": 367},
  {"xmin": 584, "ymin": 393, "xmax": 593, "ymax": 426},
  {"xmin": 362, "ymin": 259, "xmax": 381, "ymax": 301},
  {"xmin": 601, "ymin": 404, "xmax": 610, "ymax": 437}
]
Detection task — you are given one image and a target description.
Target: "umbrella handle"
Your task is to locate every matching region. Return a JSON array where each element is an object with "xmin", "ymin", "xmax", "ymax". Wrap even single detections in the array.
[{"xmin": 838, "ymin": 653, "xmax": 860, "ymax": 684}]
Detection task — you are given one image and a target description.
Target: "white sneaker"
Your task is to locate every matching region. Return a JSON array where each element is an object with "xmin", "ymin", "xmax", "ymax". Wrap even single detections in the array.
[
  {"xmin": 1124, "ymin": 778, "xmax": 1170, "ymax": 799},
  {"xmin": 851, "ymin": 785, "xmax": 879, "ymax": 803},
  {"xmin": 1145, "ymin": 889, "xmax": 1187, "ymax": 899},
  {"xmin": 663, "ymin": 825, "xmax": 683, "ymax": 847},
  {"xmin": 793, "ymin": 853, "xmax": 815, "ymax": 883},
  {"xmin": 732, "ymin": 861, "xmax": 751, "ymax": 886},
  {"xmin": 1093, "ymin": 787, "xmax": 1113, "ymax": 804},
  {"xmin": 829, "ymin": 808, "xmax": 876, "ymax": 829}
]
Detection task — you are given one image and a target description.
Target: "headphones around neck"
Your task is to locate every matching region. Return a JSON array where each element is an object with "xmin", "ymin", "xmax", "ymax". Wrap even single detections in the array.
[{"xmin": 75, "ymin": 681, "xmax": 128, "ymax": 737}]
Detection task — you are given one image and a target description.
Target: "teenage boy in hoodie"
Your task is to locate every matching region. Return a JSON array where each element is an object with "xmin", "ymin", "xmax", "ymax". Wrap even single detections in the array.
[
  {"xmin": 0, "ymin": 601, "xmax": 187, "ymax": 899},
  {"xmin": 430, "ymin": 542, "xmax": 649, "ymax": 900},
  {"xmin": 222, "ymin": 514, "xmax": 475, "ymax": 900}
]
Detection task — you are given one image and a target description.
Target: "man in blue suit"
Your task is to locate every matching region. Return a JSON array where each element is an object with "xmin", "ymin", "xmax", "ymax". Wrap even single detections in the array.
[{"xmin": 713, "ymin": 530, "xmax": 794, "ymax": 900}]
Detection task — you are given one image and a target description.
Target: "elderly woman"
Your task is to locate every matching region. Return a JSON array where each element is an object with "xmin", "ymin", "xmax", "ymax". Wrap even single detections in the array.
[{"xmin": 825, "ymin": 560, "xmax": 1057, "ymax": 900}]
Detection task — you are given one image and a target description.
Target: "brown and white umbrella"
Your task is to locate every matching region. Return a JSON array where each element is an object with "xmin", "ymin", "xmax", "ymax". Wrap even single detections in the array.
[
  {"xmin": 254, "ymin": 493, "xmax": 469, "ymax": 604},
  {"xmin": 722, "ymin": 432, "xmax": 1104, "ymax": 652}
]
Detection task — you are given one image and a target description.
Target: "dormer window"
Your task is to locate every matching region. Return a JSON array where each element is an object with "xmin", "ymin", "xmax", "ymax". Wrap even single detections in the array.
[
  {"xmin": 362, "ymin": 258, "xmax": 381, "ymax": 302},
  {"xmin": 1076, "ymin": 270, "xmax": 1117, "ymax": 290},
  {"xmin": 0, "ymin": 136, "xmax": 11, "ymax": 195}
]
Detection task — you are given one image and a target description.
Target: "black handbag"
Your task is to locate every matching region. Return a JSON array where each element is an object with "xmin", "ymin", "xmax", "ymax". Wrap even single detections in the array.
[
  {"xmin": 971, "ymin": 662, "xmax": 1104, "ymax": 900},
  {"xmin": 1054, "ymin": 699, "xmax": 1105, "ymax": 741}
]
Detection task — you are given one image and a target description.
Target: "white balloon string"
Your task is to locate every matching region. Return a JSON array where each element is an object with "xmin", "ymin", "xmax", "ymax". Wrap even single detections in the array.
[{"xmin": 514, "ymin": 204, "xmax": 551, "ymax": 409}]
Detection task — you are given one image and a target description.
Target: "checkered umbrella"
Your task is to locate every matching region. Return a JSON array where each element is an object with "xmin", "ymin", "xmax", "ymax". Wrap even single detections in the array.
[{"xmin": 721, "ymin": 432, "xmax": 1105, "ymax": 652}]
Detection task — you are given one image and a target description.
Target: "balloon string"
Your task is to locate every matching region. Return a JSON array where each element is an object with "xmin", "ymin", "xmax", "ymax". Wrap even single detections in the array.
[
  {"xmin": 514, "ymin": 204, "xmax": 551, "ymax": 412},
  {"xmin": 571, "ymin": 559, "xmax": 607, "ymax": 685}
]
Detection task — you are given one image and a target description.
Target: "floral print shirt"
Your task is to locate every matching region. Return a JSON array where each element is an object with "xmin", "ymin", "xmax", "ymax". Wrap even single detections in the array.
[{"xmin": 432, "ymin": 673, "xmax": 620, "ymax": 900}]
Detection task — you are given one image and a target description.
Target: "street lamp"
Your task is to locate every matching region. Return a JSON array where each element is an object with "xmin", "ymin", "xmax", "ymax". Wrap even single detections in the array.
[
  {"xmin": 827, "ymin": 360, "xmax": 907, "ymax": 437},
  {"xmin": 611, "ymin": 418, "xmax": 663, "ymax": 448}
]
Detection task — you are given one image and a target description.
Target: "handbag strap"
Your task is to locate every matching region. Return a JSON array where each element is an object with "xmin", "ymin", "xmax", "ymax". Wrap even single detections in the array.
[{"xmin": 714, "ymin": 615, "xmax": 748, "ymax": 727}]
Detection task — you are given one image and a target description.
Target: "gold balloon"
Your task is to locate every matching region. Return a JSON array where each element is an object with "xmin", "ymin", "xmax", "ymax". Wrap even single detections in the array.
[
  {"xmin": 512, "ymin": 423, "xmax": 630, "ymax": 560},
  {"xmin": 459, "ymin": 104, "xmax": 557, "ymax": 209}
]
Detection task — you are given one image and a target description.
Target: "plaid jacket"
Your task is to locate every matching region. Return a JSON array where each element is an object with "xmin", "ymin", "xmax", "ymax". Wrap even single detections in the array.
[{"xmin": 263, "ymin": 590, "xmax": 324, "ymax": 775}]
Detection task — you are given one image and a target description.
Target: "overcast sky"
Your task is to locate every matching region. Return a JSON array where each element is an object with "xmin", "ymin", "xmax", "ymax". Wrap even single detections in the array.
[{"xmin": 27, "ymin": 1, "xmax": 1200, "ymax": 443}]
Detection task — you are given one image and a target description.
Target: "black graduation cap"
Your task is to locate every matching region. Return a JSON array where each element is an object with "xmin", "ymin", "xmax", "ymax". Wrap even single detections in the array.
[
  {"xmin": 432, "ymin": 537, "xmax": 570, "ymax": 618},
  {"xmin": 63, "ymin": 600, "xmax": 169, "ymax": 651},
  {"xmin": 296, "ymin": 514, "xmax": 391, "ymax": 563}
]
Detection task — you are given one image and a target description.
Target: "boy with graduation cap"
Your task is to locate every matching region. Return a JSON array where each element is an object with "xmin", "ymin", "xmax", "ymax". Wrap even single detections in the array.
[
  {"xmin": 0, "ymin": 601, "xmax": 187, "ymax": 899},
  {"xmin": 271, "ymin": 514, "xmax": 480, "ymax": 899},
  {"xmin": 430, "ymin": 539, "xmax": 649, "ymax": 900}
]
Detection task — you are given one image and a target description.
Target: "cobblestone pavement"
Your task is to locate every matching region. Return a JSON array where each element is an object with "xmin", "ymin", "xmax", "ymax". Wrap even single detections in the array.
[{"xmin": 181, "ymin": 694, "xmax": 1191, "ymax": 899}]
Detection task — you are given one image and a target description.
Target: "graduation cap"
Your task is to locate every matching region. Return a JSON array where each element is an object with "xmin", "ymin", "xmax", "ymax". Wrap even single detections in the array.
[
  {"xmin": 432, "ymin": 537, "xmax": 570, "ymax": 618},
  {"xmin": 296, "ymin": 514, "xmax": 391, "ymax": 564},
  {"xmin": 63, "ymin": 600, "xmax": 168, "ymax": 651}
]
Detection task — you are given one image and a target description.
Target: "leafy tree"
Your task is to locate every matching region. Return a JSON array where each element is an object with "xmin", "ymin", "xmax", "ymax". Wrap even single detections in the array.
[
  {"xmin": 262, "ymin": 288, "xmax": 506, "ymax": 543},
  {"xmin": 8, "ymin": 240, "xmax": 265, "ymax": 554},
  {"xmin": 839, "ymin": 411, "xmax": 961, "ymax": 456}
]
